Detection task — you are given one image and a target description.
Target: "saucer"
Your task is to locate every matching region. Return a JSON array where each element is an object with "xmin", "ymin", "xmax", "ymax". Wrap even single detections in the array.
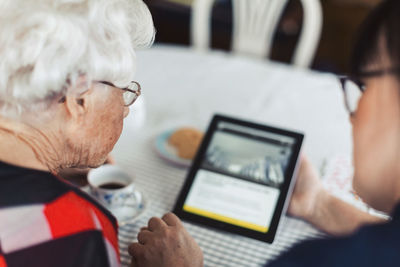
[{"xmin": 154, "ymin": 129, "xmax": 192, "ymax": 167}]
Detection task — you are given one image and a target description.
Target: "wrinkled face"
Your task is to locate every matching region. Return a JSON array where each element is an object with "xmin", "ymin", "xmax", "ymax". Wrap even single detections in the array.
[
  {"xmin": 352, "ymin": 65, "xmax": 400, "ymax": 213},
  {"xmin": 65, "ymin": 82, "xmax": 129, "ymax": 168}
]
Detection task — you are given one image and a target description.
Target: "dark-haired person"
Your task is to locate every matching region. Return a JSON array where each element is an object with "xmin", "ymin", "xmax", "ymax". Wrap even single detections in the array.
[
  {"xmin": 128, "ymin": 0, "xmax": 400, "ymax": 266},
  {"xmin": 267, "ymin": 0, "xmax": 400, "ymax": 265}
]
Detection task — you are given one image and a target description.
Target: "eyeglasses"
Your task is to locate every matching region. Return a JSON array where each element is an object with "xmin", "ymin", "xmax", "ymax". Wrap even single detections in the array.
[
  {"xmin": 339, "ymin": 67, "xmax": 400, "ymax": 116},
  {"xmin": 58, "ymin": 80, "xmax": 141, "ymax": 107},
  {"xmin": 98, "ymin": 81, "xmax": 141, "ymax": 107}
]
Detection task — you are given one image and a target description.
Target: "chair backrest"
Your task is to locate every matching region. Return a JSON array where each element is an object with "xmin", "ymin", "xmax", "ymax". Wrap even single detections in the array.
[{"xmin": 191, "ymin": 0, "xmax": 323, "ymax": 68}]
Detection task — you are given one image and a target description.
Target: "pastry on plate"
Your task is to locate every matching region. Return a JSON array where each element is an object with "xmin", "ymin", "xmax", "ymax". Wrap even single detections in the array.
[{"xmin": 168, "ymin": 128, "xmax": 204, "ymax": 160}]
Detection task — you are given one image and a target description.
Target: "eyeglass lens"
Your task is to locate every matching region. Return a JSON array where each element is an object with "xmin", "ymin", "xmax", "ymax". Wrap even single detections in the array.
[
  {"xmin": 344, "ymin": 79, "xmax": 363, "ymax": 114},
  {"xmin": 123, "ymin": 91, "xmax": 138, "ymax": 106},
  {"xmin": 123, "ymin": 82, "xmax": 140, "ymax": 106}
]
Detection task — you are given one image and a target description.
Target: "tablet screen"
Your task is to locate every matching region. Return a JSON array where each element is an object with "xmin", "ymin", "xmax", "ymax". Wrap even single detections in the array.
[
  {"xmin": 174, "ymin": 115, "xmax": 303, "ymax": 243},
  {"xmin": 182, "ymin": 122, "xmax": 296, "ymax": 233}
]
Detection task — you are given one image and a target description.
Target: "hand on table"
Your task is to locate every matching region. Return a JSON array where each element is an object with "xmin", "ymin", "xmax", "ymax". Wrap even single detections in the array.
[
  {"xmin": 129, "ymin": 213, "xmax": 203, "ymax": 267},
  {"xmin": 287, "ymin": 155, "xmax": 327, "ymax": 221}
]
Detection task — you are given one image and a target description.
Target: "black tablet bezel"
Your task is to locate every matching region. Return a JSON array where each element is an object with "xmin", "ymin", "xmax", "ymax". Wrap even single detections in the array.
[{"xmin": 173, "ymin": 114, "xmax": 304, "ymax": 243}]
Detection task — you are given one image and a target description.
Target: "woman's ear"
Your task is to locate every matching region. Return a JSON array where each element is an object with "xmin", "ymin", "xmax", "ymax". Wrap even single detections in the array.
[{"xmin": 62, "ymin": 81, "xmax": 94, "ymax": 121}]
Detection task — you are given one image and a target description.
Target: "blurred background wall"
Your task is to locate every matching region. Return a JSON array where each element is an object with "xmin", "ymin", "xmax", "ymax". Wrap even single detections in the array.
[{"xmin": 144, "ymin": 0, "xmax": 382, "ymax": 73}]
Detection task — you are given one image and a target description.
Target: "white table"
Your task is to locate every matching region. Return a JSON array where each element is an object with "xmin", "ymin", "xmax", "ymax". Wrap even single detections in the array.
[{"xmin": 112, "ymin": 45, "xmax": 352, "ymax": 267}]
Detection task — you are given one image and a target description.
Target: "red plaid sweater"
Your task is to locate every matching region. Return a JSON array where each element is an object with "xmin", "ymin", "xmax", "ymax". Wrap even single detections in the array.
[{"xmin": 0, "ymin": 161, "xmax": 120, "ymax": 267}]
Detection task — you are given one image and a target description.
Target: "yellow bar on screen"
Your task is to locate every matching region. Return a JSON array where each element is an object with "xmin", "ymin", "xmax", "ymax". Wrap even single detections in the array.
[{"xmin": 183, "ymin": 205, "xmax": 268, "ymax": 233}]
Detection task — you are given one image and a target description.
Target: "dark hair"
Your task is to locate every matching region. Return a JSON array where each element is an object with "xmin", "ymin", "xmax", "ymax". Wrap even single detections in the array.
[{"xmin": 350, "ymin": 0, "xmax": 400, "ymax": 76}]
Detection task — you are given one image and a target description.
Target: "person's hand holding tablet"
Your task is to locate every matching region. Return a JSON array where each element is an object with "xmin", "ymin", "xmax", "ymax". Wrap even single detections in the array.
[
  {"xmin": 287, "ymin": 156, "xmax": 384, "ymax": 236},
  {"xmin": 286, "ymin": 155, "xmax": 324, "ymax": 221}
]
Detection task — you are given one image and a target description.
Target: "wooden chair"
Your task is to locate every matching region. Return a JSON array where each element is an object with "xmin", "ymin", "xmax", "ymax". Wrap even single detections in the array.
[{"xmin": 191, "ymin": 0, "xmax": 323, "ymax": 68}]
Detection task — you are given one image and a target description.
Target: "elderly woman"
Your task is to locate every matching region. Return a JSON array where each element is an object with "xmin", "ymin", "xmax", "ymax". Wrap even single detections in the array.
[
  {"xmin": 0, "ymin": 0, "xmax": 154, "ymax": 266},
  {"xmin": 128, "ymin": 0, "xmax": 400, "ymax": 266}
]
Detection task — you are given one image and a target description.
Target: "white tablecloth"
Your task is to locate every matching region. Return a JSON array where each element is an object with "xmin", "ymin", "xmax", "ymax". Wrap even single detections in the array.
[{"xmin": 112, "ymin": 45, "xmax": 352, "ymax": 267}]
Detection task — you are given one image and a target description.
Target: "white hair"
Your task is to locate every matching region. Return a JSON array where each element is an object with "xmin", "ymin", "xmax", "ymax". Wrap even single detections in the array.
[{"xmin": 0, "ymin": 0, "xmax": 154, "ymax": 119}]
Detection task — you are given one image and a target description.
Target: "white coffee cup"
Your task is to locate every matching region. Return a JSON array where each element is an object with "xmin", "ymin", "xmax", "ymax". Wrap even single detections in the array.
[{"xmin": 87, "ymin": 165, "xmax": 142, "ymax": 221}]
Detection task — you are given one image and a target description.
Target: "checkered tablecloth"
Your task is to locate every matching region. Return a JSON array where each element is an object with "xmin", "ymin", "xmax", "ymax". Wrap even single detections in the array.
[
  {"xmin": 111, "ymin": 45, "xmax": 352, "ymax": 266},
  {"xmin": 114, "ymin": 132, "xmax": 324, "ymax": 267}
]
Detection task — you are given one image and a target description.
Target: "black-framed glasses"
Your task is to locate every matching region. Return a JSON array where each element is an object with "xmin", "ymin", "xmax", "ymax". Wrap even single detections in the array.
[
  {"xmin": 98, "ymin": 81, "xmax": 141, "ymax": 107},
  {"xmin": 339, "ymin": 67, "xmax": 400, "ymax": 115}
]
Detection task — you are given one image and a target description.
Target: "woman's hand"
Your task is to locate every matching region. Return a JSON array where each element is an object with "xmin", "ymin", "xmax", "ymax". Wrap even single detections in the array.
[
  {"xmin": 288, "ymin": 155, "xmax": 385, "ymax": 235},
  {"xmin": 129, "ymin": 213, "xmax": 203, "ymax": 267},
  {"xmin": 287, "ymin": 155, "xmax": 327, "ymax": 221}
]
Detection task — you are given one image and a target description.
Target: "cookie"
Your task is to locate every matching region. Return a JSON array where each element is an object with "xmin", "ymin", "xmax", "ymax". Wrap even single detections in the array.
[{"xmin": 168, "ymin": 128, "xmax": 203, "ymax": 159}]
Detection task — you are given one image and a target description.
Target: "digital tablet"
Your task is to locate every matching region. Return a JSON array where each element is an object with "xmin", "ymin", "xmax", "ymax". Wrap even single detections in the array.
[{"xmin": 173, "ymin": 114, "xmax": 304, "ymax": 243}]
